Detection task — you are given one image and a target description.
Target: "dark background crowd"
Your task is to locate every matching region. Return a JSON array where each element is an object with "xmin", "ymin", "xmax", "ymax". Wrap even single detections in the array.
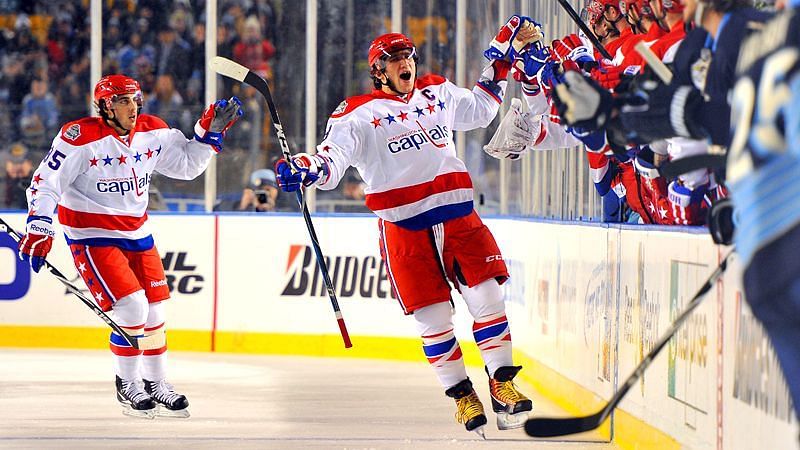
[{"xmin": 0, "ymin": 0, "xmax": 375, "ymax": 213}]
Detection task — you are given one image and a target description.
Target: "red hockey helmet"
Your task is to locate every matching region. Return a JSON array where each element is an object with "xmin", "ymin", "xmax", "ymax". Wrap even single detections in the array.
[
  {"xmin": 368, "ymin": 33, "xmax": 416, "ymax": 69},
  {"xmin": 93, "ymin": 74, "xmax": 143, "ymax": 111},
  {"xmin": 660, "ymin": 0, "xmax": 684, "ymax": 14},
  {"xmin": 586, "ymin": 0, "xmax": 622, "ymax": 25}
]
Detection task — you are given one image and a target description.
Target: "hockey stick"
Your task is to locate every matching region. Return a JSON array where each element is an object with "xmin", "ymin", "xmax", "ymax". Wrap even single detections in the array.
[
  {"xmin": 659, "ymin": 154, "xmax": 727, "ymax": 179},
  {"xmin": 209, "ymin": 56, "xmax": 353, "ymax": 348},
  {"xmin": 633, "ymin": 41, "xmax": 673, "ymax": 84},
  {"xmin": 525, "ymin": 249, "xmax": 734, "ymax": 438},
  {"xmin": 0, "ymin": 217, "xmax": 147, "ymax": 349},
  {"xmin": 555, "ymin": 0, "xmax": 613, "ymax": 61}
]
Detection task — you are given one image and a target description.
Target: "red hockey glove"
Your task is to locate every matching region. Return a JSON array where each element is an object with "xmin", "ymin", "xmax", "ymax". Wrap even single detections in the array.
[{"xmin": 18, "ymin": 215, "xmax": 55, "ymax": 273}]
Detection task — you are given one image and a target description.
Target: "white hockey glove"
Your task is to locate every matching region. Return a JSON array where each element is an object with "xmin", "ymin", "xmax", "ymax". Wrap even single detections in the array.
[{"xmin": 484, "ymin": 98, "xmax": 538, "ymax": 160}]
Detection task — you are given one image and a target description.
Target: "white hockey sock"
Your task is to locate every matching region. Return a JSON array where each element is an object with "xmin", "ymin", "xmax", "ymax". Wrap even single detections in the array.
[
  {"xmin": 414, "ymin": 302, "xmax": 469, "ymax": 388},
  {"xmin": 461, "ymin": 279, "xmax": 513, "ymax": 377},
  {"xmin": 110, "ymin": 291, "xmax": 148, "ymax": 380},
  {"xmin": 141, "ymin": 302, "xmax": 168, "ymax": 381}
]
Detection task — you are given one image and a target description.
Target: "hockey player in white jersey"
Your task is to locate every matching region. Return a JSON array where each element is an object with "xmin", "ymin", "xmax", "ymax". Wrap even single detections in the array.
[
  {"xmin": 275, "ymin": 21, "xmax": 538, "ymax": 437},
  {"xmin": 17, "ymin": 74, "xmax": 243, "ymax": 418}
]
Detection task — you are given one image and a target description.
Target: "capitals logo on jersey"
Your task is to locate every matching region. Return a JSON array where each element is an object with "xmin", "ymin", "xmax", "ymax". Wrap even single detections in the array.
[{"xmin": 387, "ymin": 122, "xmax": 450, "ymax": 153}]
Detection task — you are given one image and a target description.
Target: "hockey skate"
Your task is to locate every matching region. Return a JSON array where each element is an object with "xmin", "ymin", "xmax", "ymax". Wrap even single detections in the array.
[
  {"xmin": 144, "ymin": 379, "xmax": 190, "ymax": 418},
  {"xmin": 116, "ymin": 376, "xmax": 156, "ymax": 419},
  {"xmin": 445, "ymin": 378, "xmax": 487, "ymax": 439},
  {"xmin": 488, "ymin": 366, "xmax": 533, "ymax": 430}
]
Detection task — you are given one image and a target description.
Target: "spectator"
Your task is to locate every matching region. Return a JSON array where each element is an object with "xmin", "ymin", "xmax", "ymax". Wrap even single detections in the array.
[
  {"xmin": 3, "ymin": 142, "xmax": 33, "ymax": 209},
  {"xmin": 142, "ymin": 74, "xmax": 190, "ymax": 132},
  {"xmin": 118, "ymin": 32, "xmax": 155, "ymax": 79},
  {"xmin": 20, "ymin": 77, "xmax": 59, "ymax": 148},
  {"xmin": 154, "ymin": 18, "xmax": 192, "ymax": 88},
  {"xmin": 233, "ymin": 15, "xmax": 276, "ymax": 79},
  {"xmin": 237, "ymin": 168, "xmax": 289, "ymax": 212}
]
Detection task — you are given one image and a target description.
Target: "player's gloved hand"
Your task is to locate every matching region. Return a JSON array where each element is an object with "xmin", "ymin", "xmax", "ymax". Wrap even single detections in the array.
[
  {"xmin": 484, "ymin": 15, "xmax": 541, "ymax": 61},
  {"xmin": 274, "ymin": 153, "xmax": 330, "ymax": 192},
  {"xmin": 194, "ymin": 96, "xmax": 244, "ymax": 152},
  {"xmin": 591, "ymin": 65, "xmax": 623, "ymax": 90},
  {"xmin": 708, "ymin": 197, "xmax": 735, "ymax": 245},
  {"xmin": 483, "ymin": 98, "xmax": 535, "ymax": 160},
  {"xmin": 567, "ymin": 126, "xmax": 608, "ymax": 153},
  {"xmin": 18, "ymin": 215, "xmax": 55, "ymax": 273},
  {"xmin": 618, "ymin": 75, "xmax": 707, "ymax": 144},
  {"xmin": 552, "ymin": 69, "xmax": 614, "ymax": 131},
  {"xmin": 551, "ymin": 34, "xmax": 597, "ymax": 72},
  {"xmin": 512, "ymin": 45, "xmax": 552, "ymax": 84}
]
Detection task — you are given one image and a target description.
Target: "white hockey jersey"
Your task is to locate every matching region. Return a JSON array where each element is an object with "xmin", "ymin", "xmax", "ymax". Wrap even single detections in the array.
[
  {"xmin": 316, "ymin": 73, "xmax": 504, "ymax": 230},
  {"xmin": 27, "ymin": 115, "xmax": 215, "ymax": 251}
]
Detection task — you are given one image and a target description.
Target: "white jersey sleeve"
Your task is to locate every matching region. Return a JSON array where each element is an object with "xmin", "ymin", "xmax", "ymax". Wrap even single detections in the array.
[
  {"xmin": 315, "ymin": 115, "xmax": 362, "ymax": 191},
  {"xmin": 153, "ymin": 127, "xmax": 216, "ymax": 180},
  {"xmin": 521, "ymin": 89, "xmax": 581, "ymax": 150},
  {"xmin": 27, "ymin": 135, "xmax": 90, "ymax": 219}
]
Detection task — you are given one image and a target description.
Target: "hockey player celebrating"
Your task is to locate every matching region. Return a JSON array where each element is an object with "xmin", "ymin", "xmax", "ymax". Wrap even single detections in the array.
[
  {"xmin": 17, "ymin": 74, "xmax": 243, "ymax": 418},
  {"xmin": 275, "ymin": 20, "xmax": 538, "ymax": 437}
]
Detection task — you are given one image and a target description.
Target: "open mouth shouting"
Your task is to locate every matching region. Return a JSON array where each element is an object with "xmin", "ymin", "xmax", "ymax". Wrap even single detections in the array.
[{"xmin": 400, "ymin": 70, "xmax": 413, "ymax": 81}]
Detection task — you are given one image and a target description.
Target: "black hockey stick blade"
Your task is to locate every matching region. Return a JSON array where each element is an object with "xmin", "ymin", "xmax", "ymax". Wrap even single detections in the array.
[
  {"xmin": 525, "ymin": 250, "xmax": 733, "ymax": 438},
  {"xmin": 525, "ymin": 410, "xmax": 605, "ymax": 437},
  {"xmin": 0, "ymin": 217, "xmax": 143, "ymax": 349},
  {"xmin": 555, "ymin": 0, "xmax": 613, "ymax": 61},
  {"xmin": 659, "ymin": 154, "xmax": 727, "ymax": 179}
]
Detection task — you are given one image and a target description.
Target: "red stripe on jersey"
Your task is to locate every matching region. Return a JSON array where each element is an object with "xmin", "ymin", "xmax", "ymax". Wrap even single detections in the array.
[
  {"xmin": 365, "ymin": 172, "xmax": 473, "ymax": 211},
  {"xmin": 134, "ymin": 114, "xmax": 169, "ymax": 132},
  {"xmin": 415, "ymin": 74, "xmax": 447, "ymax": 89},
  {"xmin": 58, "ymin": 205, "xmax": 148, "ymax": 231}
]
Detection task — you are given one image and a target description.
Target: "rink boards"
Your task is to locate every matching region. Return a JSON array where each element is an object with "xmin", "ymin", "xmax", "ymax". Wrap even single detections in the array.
[{"xmin": 0, "ymin": 212, "xmax": 797, "ymax": 449}]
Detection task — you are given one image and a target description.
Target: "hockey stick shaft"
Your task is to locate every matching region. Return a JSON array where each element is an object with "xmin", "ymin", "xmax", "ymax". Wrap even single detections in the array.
[
  {"xmin": 0, "ymin": 217, "xmax": 140, "ymax": 349},
  {"xmin": 633, "ymin": 41, "xmax": 673, "ymax": 84},
  {"xmin": 525, "ymin": 249, "xmax": 734, "ymax": 437},
  {"xmin": 210, "ymin": 56, "xmax": 352, "ymax": 348},
  {"xmin": 555, "ymin": 0, "xmax": 613, "ymax": 61},
  {"xmin": 658, "ymin": 154, "xmax": 727, "ymax": 179}
]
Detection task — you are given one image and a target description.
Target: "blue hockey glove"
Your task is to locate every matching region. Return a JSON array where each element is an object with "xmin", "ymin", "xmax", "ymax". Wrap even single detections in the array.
[
  {"xmin": 274, "ymin": 153, "xmax": 330, "ymax": 192},
  {"xmin": 485, "ymin": 15, "xmax": 541, "ymax": 61}
]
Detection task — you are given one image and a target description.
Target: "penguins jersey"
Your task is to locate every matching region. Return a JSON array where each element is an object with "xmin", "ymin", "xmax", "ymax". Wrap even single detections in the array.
[
  {"xmin": 315, "ymin": 72, "xmax": 505, "ymax": 230},
  {"xmin": 726, "ymin": 8, "xmax": 800, "ymax": 265},
  {"xmin": 28, "ymin": 115, "xmax": 216, "ymax": 251}
]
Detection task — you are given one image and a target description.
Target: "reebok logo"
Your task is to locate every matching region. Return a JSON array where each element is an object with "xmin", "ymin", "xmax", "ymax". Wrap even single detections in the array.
[{"xmin": 29, "ymin": 223, "xmax": 55, "ymax": 237}]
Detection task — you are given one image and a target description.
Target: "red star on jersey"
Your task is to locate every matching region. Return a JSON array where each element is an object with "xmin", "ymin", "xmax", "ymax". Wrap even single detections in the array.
[
  {"xmin": 117, "ymin": 154, "xmax": 127, "ymax": 165},
  {"xmin": 89, "ymin": 157, "xmax": 99, "ymax": 166},
  {"xmin": 32, "ymin": 174, "xmax": 43, "ymax": 184},
  {"xmin": 397, "ymin": 111, "xmax": 409, "ymax": 121},
  {"xmin": 426, "ymin": 103, "xmax": 436, "ymax": 113},
  {"xmin": 371, "ymin": 117, "xmax": 382, "ymax": 128},
  {"xmin": 146, "ymin": 149, "xmax": 154, "ymax": 159}
]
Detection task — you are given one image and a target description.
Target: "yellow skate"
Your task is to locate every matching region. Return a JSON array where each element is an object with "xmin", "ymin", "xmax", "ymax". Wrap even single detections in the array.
[
  {"xmin": 488, "ymin": 366, "xmax": 533, "ymax": 430},
  {"xmin": 445, "ymin": 378, "xmax": 487, "ymax": 439}
]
